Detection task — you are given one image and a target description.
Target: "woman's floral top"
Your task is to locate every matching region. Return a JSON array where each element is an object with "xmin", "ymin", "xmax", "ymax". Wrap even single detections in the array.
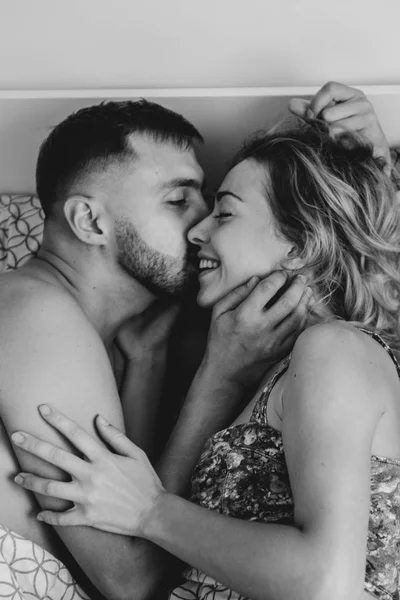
[{"xmin": 169, "ymin": 328, "xmax": 400, "ymax": 600}]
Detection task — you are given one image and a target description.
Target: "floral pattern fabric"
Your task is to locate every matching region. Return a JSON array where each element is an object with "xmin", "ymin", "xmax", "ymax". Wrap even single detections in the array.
[
  {"xmin": 170, "ymin": 329, "xmax": 400, "ymax": 600},
  {"xmin": 0, "ymin": 524, "xmax": 90, "ymax": 599}
]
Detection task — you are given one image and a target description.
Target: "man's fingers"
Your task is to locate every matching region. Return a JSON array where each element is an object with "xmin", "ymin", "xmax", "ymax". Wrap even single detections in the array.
[
  {"xmin": 274, "ymin": 286, "xmax": 311, "ymax": 339},
  {"xmin": 272, "ymin": 288, "xmax": 312, "ymax": 356},
  {"xmin": 37, "ymin": 507, "xmax": 86, "ymax": 528},
  {"xmin": 238, "ymin": 271, "xmax": 290, "ymax": 315},
  {"xmin": 36, "ymin": 404, "xmax": 104, "ymax": 461},
  {"xmin": 11, "ymin": 432, "xmax": 89, "ymax": 478},
  {"xmin": 95, "ymin": 415, "xmax": 142, "ymax": 459},
  {"xmin": 261, "ymin": 275, "xmax": 307, "ymax": 325},
  {"xmin": 15, "ymin": 473, "xmax": 83, "ymax": 503},
  {"xmin": 309, "ymin": 82, "xmax": 361, "ymax": 119},
  {"xmin": 213, "ymin": 276, "xmax": 260, "ymax": 317}
]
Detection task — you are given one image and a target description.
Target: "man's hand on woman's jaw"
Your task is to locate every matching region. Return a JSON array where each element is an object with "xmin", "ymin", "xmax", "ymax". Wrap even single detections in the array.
[
  {"xmin": 289, "ymin": 81, "xmax": 391, "ymax": 174},
  {"xmin": 202, "ymin": 270, "xmax": 310, "ymax": 390}
]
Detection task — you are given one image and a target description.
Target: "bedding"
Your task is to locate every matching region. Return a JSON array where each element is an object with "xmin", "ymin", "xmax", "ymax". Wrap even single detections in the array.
[{"xmin": 0, "ymin": 194, "xmax": 44, "ymax": 272}]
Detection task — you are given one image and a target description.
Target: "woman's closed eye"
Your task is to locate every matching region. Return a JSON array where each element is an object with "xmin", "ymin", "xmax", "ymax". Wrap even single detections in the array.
[{"xmin": 213, "ymin": 211, "xmax": 233, "ymax": 221}]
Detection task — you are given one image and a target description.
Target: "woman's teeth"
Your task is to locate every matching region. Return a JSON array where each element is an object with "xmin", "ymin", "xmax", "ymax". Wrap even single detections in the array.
[{"xmin": 199, "ymin": 259, "xmax": 220, "ymax": 271}]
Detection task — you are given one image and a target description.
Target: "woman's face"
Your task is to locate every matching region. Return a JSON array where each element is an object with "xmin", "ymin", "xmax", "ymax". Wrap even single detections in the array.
[{"xmin": 188, "ymin": 159, "xmax": 295, "ymax": 308}]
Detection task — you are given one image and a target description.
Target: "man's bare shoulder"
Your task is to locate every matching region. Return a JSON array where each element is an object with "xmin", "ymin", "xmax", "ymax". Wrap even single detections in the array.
[
  {"xmin": 0, "ymin": 270, "xmax": 95, "ymax": 340},
  {"xmin": 0, "ymin": 268, "xmax": 123, "ymax": 442}
]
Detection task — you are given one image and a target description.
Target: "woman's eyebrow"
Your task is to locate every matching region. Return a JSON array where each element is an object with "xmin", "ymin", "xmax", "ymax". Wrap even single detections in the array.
[{"xmin": 215, "ymin": 191, "xmax": 244, "ymax": 202}]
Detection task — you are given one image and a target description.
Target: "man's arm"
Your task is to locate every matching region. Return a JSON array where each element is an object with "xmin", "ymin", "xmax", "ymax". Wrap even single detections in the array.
[
  {"xmin": 5, "ymin": 273, "xmax": 308, "ymax": 596},
  {"xmin": 111, "ymin": 301, "xmax": 183, "ymax": 460},
  {"xmin": 158, "ymin": 272, "xmax": 309, "ymax": 495},
  {"xmin": 0, "ymin": 289, "xmax": 169, "ymax": 600}
]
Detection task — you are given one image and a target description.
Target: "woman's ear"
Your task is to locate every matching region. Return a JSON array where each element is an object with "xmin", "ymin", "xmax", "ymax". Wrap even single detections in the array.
[
  {"xmin": 283, "ymin": 245, "xmax": 306, "ymax": 272},
  {"xmin": 63, "ymin": 196, "xmax": 109, "ymax": 246}
]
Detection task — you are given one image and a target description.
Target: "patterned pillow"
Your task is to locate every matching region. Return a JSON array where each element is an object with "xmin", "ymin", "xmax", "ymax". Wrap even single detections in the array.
[{"xmin": 0, "ymin": 195, "xmax": 44, "ymax": 272}]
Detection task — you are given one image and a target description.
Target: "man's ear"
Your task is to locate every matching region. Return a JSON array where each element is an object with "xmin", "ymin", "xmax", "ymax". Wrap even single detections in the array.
[{"xmin": 63, "ymin": 196, "xmax": 109, "ymax": 246}]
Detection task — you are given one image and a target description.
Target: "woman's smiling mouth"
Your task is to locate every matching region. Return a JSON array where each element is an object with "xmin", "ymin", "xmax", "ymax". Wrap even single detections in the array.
[{"xmin": 198, "ymin": 258, "xmax": 221, "ymax": 276}]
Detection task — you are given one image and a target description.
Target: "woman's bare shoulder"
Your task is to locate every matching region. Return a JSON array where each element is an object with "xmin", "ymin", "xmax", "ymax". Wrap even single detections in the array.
[
  {"xmin": 292, "ymin": 320, "xmax": 388, "ymax": 369},
  {"xmin": 285, "ymin": 320, "xmax": 393, "ymax": 418}
]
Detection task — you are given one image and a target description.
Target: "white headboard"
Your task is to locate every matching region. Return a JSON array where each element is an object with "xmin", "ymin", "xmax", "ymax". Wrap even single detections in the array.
[{"xmin": 1, "ymin": 85, "xmax": 399, "ymax": 194}]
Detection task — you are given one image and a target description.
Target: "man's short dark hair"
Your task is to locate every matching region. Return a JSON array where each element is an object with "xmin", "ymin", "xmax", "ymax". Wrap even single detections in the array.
[{"xmin": 36, "ymin": 99, "xmax": 203, "ymax": 218}]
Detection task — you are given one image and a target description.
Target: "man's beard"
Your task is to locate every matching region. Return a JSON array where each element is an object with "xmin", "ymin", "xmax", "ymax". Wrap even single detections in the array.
[{"xmin": 115, "ymin": 217, "xmax": 198, "ymax": 299}]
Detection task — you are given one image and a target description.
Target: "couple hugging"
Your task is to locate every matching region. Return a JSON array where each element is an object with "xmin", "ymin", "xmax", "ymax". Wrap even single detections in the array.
[{"xmin": 0, "ymin": 81, "xmax": 399, "ymax": 600}]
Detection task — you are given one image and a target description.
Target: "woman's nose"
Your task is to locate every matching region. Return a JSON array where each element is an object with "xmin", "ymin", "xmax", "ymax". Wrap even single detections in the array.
[{"xmin": 187, "ymin": 214, "xmax": 213, "ymax": 246}]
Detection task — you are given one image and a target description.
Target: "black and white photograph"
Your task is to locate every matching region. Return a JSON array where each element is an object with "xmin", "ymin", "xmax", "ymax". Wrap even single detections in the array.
[{"xmin": 0, "ymin": 2, "xmax": 399, "ymax": 599}]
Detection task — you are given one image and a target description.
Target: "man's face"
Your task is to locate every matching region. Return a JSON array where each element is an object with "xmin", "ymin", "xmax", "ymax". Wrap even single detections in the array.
[{"xmin": 108, "ymin": 135, "xmax": 208, "ymax": 298}]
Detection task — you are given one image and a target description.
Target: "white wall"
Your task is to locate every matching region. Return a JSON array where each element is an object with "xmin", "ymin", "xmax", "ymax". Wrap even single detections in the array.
[
  {"xmin": 0, "ymin": 0, "xmax": 399, "ymax": 90},
  {"xmin": 0, "ymin": 0, "xmax": 398, "ymax": 194},
  {"xmin": 0, "ymin": 87, "xmax": 399, "ymax": 194}
]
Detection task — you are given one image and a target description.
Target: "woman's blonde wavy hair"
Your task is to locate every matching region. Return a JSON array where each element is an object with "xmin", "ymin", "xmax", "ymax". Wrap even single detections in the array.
[{"xmin": 231, "ymin": 119, "xmax": 400, "ymax": 352}]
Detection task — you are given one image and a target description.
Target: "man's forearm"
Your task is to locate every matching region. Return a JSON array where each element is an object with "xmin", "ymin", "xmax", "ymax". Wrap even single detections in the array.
[
  {"xmin": 157, "ymin": 358, "xmax": 248, "ymax": 496},
  {"xmin": 119, "ymin": 348, "xmax": 168, "ymax": 459}
]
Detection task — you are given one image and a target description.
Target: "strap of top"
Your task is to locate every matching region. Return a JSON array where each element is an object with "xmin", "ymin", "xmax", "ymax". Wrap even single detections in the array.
[
  {"xmin": 251, "ymin": 354, "xmax": 291, "ymax": 425},
  {"xmin": 354, "ymin": 326, "xmax": 400, "ymax": 379}
]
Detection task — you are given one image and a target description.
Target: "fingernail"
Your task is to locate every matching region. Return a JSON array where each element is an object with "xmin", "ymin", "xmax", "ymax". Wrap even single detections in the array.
[
  {"xmin": 11, "ymin": 433, "xmax": 25, "ymax": 445},
  {"xmin": 307, "ymin": 108, "xmax": 315, "ymax": 119},
  {"xmin": 97, "ymin": 415, "xmax": 109, "ymax": 427},
  {"xmin": 249, "ymin": 276, "xmax": 259, "ymax": 286},
  {"xmin": 14, "ymin": 474, "xmax": 24, "ymax": 484},
  {"xmin": 298, "ymin": 274, "xmax": 307, "ymax": 284},
  {"xmin": 37, "ymin": 514, "xmax": 44, "ymax": 522},
  {"xmin": 39, "ymin": 404, "xmax": 51, "ymax": 416}
]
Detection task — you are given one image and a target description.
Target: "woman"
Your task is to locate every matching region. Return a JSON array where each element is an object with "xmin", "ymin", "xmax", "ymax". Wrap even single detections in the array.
[{"xmin": 12, "ymin": 120, "xmax": 400, "ymax": 600}]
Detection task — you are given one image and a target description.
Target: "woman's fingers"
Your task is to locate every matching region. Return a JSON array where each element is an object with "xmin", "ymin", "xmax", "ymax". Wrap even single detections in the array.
[
  {"xmin": 318, "ymin": 99, "xmax": 369, "ymax": 125},
  {"xmin": 212, "ymin": 276, "xmax": 260, "ymax": 316},
  {"xmin": 37, "ymin": 507, "xmax": 87, "ymax": 528},
  {"xmin": 37, "ymin": 404, "xmax": 104, "ymax": 461},
  {"xmin": 308, "ymin": 81, "xmax": 360, "ymax": 119},
  {"xmin": 288, "ymin": 97, "xmax": 310, "ymax": 118},
  {"xmin": 96, "ymin": 416, "xmax": 144, "ymax": 459},
  {"xmin": 15, "ymin": 473, "xmax": 83, "ymax": 503},
  {"xmin": 11, "ymin": 432, "xmax": 89, "ymax": 478}
]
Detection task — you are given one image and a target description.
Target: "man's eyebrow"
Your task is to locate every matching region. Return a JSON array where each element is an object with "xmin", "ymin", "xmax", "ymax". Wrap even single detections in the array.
[
  {"xmin": 215, "ymin": 191, "xmax": 244, "ymax": 202},
  {"xmin": 160, "ymin": 177, "xmax": 203, "ymax": 191}
]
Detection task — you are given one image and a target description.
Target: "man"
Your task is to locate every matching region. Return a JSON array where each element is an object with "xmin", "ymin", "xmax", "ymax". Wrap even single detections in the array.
[{"xmin": 0, "ymin": 82, "xmax": 391, "ymax": 600}]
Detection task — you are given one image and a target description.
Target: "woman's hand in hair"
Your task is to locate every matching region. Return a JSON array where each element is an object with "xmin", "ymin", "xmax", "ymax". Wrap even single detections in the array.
[{"xmin": 289, "ymin": 81, "xmax": 391, "ymax": 174}]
